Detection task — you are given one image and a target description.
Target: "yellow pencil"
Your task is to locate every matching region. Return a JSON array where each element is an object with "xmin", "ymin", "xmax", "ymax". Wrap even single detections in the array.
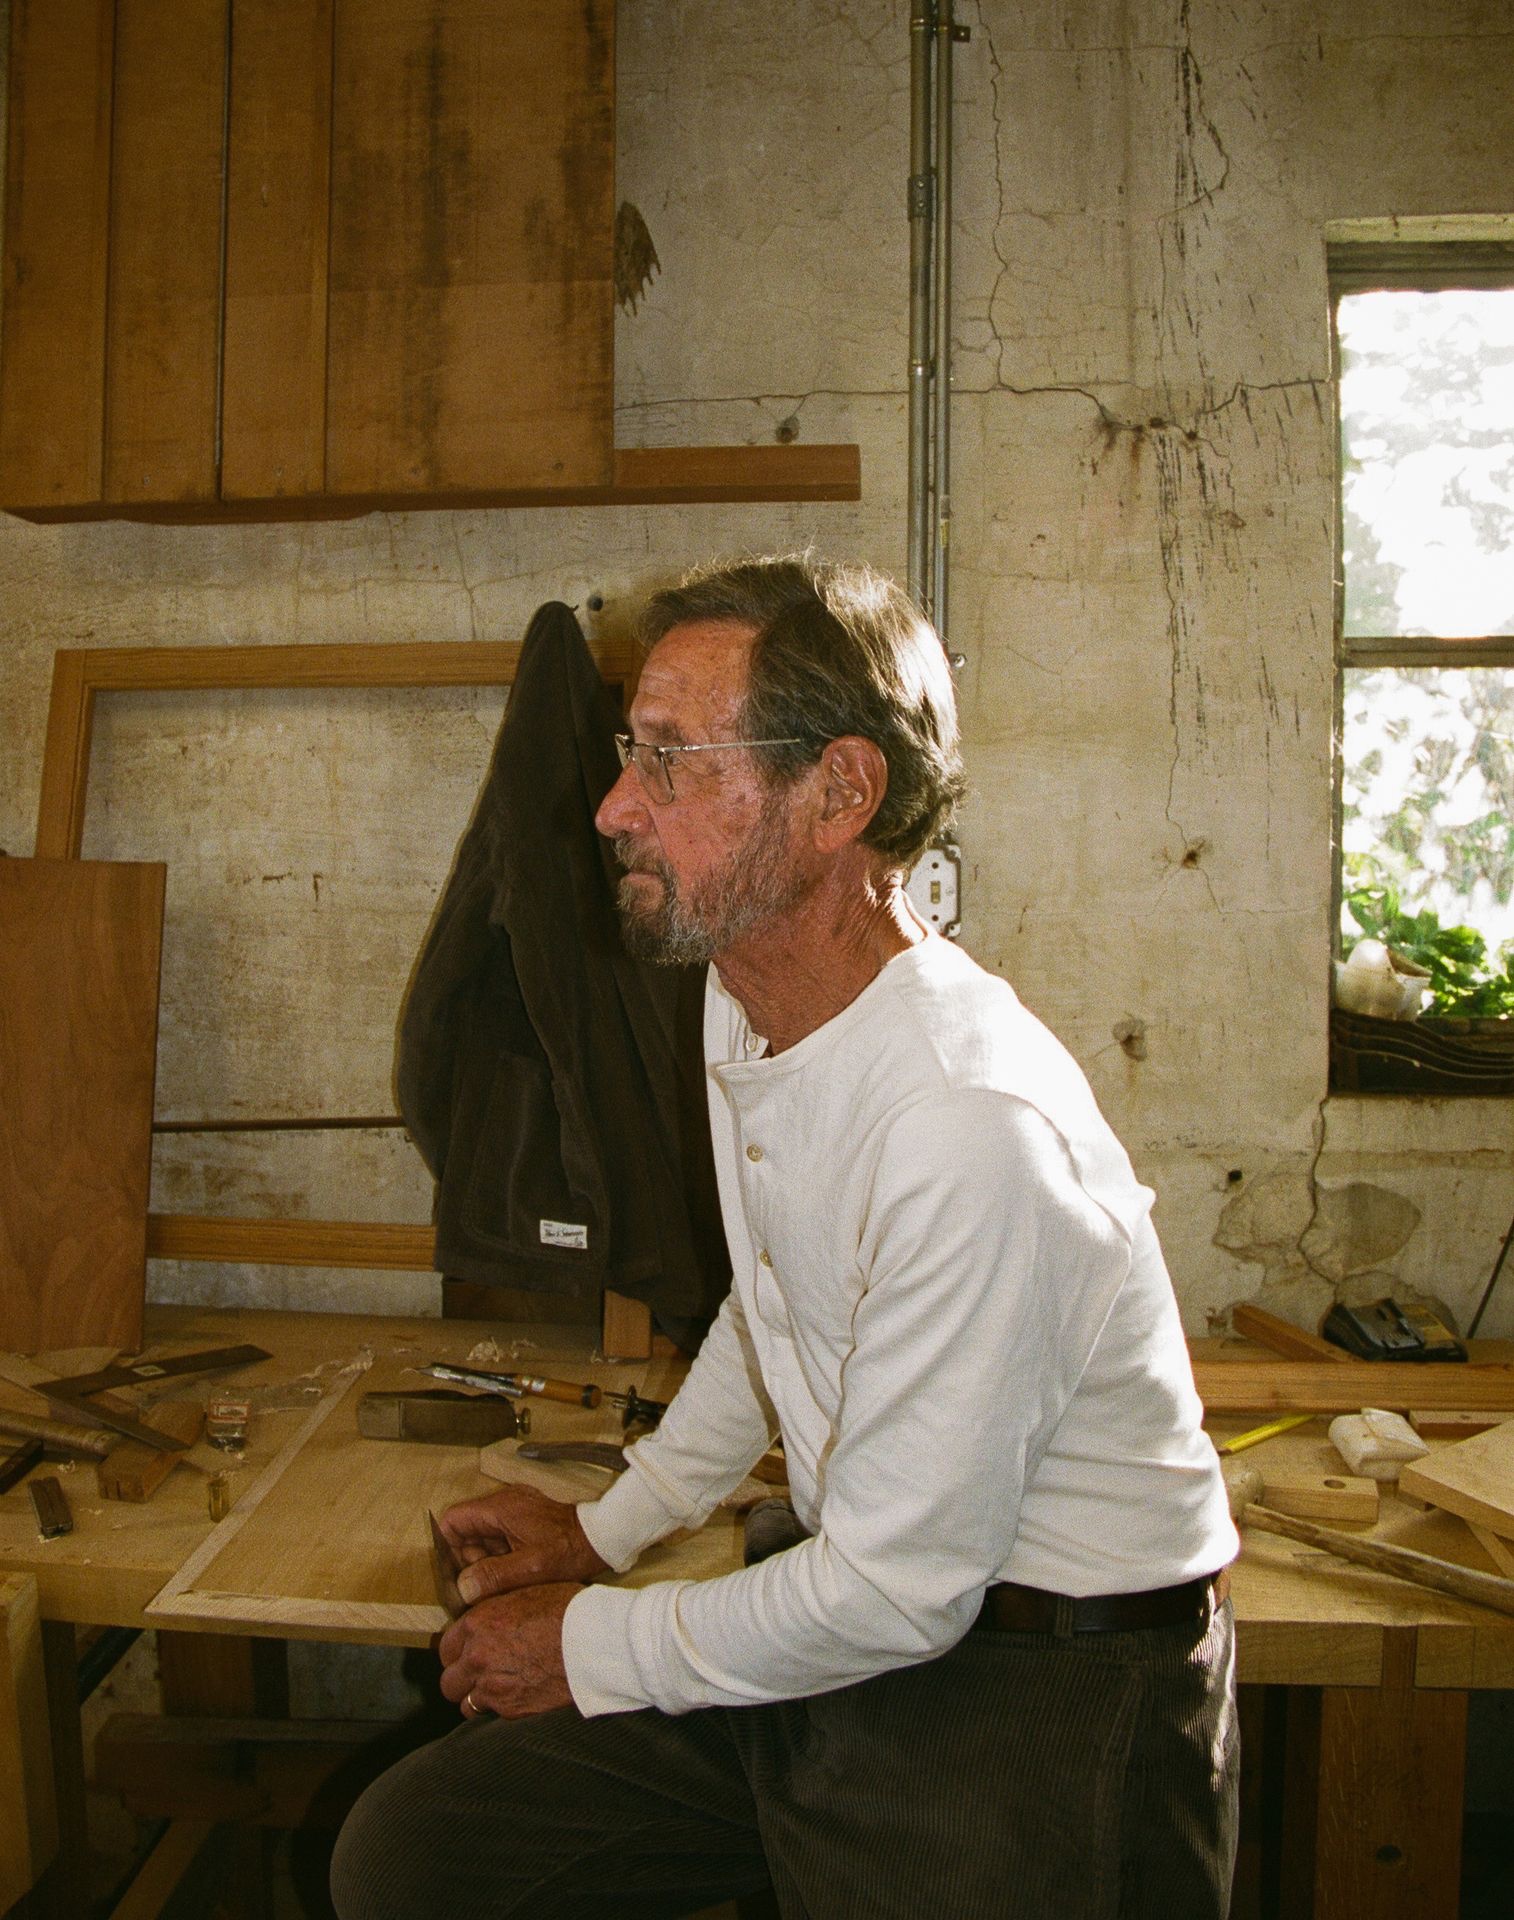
[{"xmin": 1216, "ymin": 1412, "xmax": 1314, "ymax": 1456}]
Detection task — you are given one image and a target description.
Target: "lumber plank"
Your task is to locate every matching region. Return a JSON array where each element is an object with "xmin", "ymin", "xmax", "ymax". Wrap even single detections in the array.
[
  {"xmin": 147, "ymin": 1216, "xmax": 436, "ymax": 1270},
  {"xmin": 0, "ymin": 0, "xmax": 114, "ymax": 509},
  {"xmin": 0, "ymin": 1574, "xmax": 57, "ymax": 1909},
  {"xmin": 326, "ymin": 0, "xmax": 614, "ymax": 495},
  {"xmin": 0, "ymin": 859, "xmax": 166, "ymax": 1353},
  {"xmin": 1231, "ymin": 1301, "xmax": 1349, "ymax": 1362},
  {"xmin": 1193, "ymin": 1359, "xmax": 1514, "ymax": 1415},
  {"xmin": 1399, "ymin": 1419, "xmax": 1514, "ymax": 1541},
  {"xmin": 103, "ymin": 0, "xmax": 227, "ymax": 503},
  {"xmin": 221, "ymin": 0, "xmax": 334, "ymax": 498}
]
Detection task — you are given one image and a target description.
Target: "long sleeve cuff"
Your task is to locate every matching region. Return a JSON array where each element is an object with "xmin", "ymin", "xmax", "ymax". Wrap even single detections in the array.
[
  {"xmin": 576, "ymin": 1458, "xmax": 689, "ymax": 1574},
  {"xmin": 562, "ymin": 1579, "xmax": 689, "ymax": 1715}
]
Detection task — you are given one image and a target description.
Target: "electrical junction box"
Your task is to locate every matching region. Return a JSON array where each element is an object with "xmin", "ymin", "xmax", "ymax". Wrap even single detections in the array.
[{"xmin": 906, "ymin": 842, "xmax": 961, "ymax": 938}]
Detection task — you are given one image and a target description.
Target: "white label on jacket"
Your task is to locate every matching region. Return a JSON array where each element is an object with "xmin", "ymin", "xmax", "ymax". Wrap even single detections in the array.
[{"xmin": 540, "ymin": 1219, "xmax": 589, "ymax": 1251}]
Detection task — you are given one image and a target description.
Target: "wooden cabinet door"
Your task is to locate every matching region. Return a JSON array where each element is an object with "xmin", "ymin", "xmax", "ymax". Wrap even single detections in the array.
[
  {"xmin": 323, "ymin": 0, "xmax": 615, "ymax": 498},
  {"xmin": 221, "ymin": 0, "xmax": 334, "ymax": 499},
  {"xmin": 102, "ymin": 0, "xmax": 228, "ymax": 505},
  {"xmin": 0, "ymin": 0, "xmax": 115, "ymax": 511},
  {"xmin": 0, "ymin": 0, "xmax": 615, "ymax": 513}
]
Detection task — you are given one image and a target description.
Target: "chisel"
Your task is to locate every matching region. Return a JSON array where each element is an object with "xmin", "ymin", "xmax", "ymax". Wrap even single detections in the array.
[{"xmin": 417, "ymin": 1362, "xmax": 602, "ymax": 1408}]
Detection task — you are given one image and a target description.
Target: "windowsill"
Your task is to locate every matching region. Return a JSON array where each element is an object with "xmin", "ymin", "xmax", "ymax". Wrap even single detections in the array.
[{"xmin": 1329, "ymin": 1007, "xmax": 1514, "ymax": 1096}]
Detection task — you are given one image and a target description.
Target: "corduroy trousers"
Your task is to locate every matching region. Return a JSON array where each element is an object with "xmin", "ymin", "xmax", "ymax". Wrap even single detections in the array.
[{"xmin": 330, "ymin": 1599, "xmax": 1237, "ymax": 1920}]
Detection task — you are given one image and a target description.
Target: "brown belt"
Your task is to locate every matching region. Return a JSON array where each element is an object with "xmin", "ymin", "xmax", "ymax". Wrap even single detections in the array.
[{"xmin": 975, "ymin": 1566, "xmax": 1230, "ymax": 1635}]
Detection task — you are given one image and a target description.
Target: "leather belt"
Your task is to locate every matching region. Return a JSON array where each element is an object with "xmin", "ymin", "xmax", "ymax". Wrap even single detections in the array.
[{"xmin": 975, "ymin": 1566, "xmax": 1230, "ymax": 1635}]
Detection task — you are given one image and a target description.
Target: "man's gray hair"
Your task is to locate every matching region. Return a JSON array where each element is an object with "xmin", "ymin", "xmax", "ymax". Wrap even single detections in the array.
[{"xmin": 639, "ymin": 555, "xmax": 965, "ymax": 870}]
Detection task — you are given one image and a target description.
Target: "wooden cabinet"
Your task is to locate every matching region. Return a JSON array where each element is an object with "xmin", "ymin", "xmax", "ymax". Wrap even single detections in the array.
[{"xmin": 0, "ymin": 0, "xmax": 616, "ymax": 514}]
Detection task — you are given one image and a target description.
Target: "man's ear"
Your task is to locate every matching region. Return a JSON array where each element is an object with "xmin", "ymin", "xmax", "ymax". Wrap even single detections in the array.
[{"xmin": 813, "ymin": 736, "xmax": 888, "ymax": 848}]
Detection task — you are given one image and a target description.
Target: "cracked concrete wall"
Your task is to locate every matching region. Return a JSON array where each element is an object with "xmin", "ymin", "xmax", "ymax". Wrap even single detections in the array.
[{"xmin": 1, "ymin": 1, "xmax": 1511, "ymax": 1332}]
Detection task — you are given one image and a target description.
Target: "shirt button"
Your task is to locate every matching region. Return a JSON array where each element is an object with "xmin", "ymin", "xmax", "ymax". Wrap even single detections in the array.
[
  {"xmin": 746, "ymin": 1034, "xmax": 763, "ymax": 1052},
  {"xmin": 759, "ymin": 1249, "xmax": 773, "ymax": 1267},
  {"xmin": 746, "ymin": 1144, "xmax": 764, "ymax": 1163}
]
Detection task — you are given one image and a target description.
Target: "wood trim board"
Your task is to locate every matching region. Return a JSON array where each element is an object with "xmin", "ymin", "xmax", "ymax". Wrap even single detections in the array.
[
  {"xmin": 7, "ymin": 442, "xmax": 864, "ymax": 525},
  {"xmin": 36, "ymin": 636, "xmax": 638, "ymax": 860},
  {"xmin": 145, "ymin": 1363, "xmax": 447, "ymax": 1641},
  {"xmin": 34, "ymin": 636, "xmax": 636, "ymax": 1321},
  {"xmin": 143, "ymin": 1333, "xmax": 717, "ymax": 1641}
]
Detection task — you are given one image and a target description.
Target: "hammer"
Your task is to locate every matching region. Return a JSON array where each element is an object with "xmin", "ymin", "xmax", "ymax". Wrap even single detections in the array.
[{"xmin": 1223, "ymin": 1460, "xmax": 1514, "ymax": 1619}]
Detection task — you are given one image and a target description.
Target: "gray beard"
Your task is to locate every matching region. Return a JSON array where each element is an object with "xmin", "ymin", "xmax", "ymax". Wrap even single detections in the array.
[{"xmin": 613, "ymin": 792, "xmax": 802, "ymax": 967}]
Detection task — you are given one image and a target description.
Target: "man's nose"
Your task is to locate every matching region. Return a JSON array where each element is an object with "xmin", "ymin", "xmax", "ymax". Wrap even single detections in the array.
[{"xmin": 595, "ymin": 762, "xmax": 650, "ymax": 839}]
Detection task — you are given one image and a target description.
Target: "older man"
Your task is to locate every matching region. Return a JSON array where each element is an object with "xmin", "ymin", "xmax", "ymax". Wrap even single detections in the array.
[{"xmin": 333, "ymin": 557, "xmax": 1239, "ymax": 1920}]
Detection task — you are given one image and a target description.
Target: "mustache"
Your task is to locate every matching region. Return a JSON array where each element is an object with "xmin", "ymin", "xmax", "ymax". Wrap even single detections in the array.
[{"xmin": 612, "ymin": 834, "xmax": 668, "ymax": 879}]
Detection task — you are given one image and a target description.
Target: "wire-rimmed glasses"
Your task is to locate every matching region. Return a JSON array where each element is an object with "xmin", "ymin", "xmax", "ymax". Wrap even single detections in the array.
[{"xmin": 613, "ymin": 732, "xmax": 805, "ymax": 804}]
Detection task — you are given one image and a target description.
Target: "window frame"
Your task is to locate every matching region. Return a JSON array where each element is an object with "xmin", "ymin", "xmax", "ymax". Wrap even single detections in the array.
[{"xmin": 1327, "ymin": 242, "xmax": 1514, "ymax": 1092}]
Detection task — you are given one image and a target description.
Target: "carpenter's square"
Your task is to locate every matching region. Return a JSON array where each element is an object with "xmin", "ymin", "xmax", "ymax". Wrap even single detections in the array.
[{"xmin": 40, "ymin": 1345, "xmax": 272, "ymax": 1452}]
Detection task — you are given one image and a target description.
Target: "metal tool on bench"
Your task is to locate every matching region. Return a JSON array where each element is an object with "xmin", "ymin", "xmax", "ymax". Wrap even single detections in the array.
[
  {"xmin": 517, "ymin": 1440, "xmax": 625, "ymax": 1472},
  {"xmin": 427, "ymin": 1511, "xmax": 469, "ymax": 1619},
  {"xmin": 601, "ymin": 1385, "xmax": 669, "ymax": 1432},
  {"xmin": 1321, "ymin": 1297, "xmax": 1467, "ymax": 1363},
  {"xmin": 416, "ymin": 1362, "xmax": 602, "ymax": 1408},
  {"xmin": 359, "ymin": 1388, "xmax": 526, "ymax": 1443},
  {"xmin": 29, "ymin": 1476, "xmax": 72, "ymax": 1539},
  {"xmin": 38, "ymin": 1345, "xmax": 273, "ymax": 1452}
]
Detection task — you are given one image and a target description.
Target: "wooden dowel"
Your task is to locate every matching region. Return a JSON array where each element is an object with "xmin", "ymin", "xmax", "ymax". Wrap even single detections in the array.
[{"xmin": 1243, "ymin": 1503, "xmax": 1514, "ymax": 1617}]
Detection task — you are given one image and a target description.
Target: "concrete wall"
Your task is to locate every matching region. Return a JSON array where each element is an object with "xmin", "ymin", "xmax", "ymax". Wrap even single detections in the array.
[{"xmin": 2, "ymin": 0, "xmax": 1511, "ymax": 1336}]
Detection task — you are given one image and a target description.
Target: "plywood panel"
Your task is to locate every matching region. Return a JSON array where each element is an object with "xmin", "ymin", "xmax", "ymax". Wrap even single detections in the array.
[
  {"xmin": 1400, "ymin": 1419, "xmax": 1514, "ymax": 1539},
  {"xmin": 103, "ymin": 0, "xmax": 228, "ymax": 504},
  {"xmin": 0, "ymin": 0, "xmax": 115, "ymax": 508},
  {"xmin": 221, "ymin": 0, "xmax": 334, "ymax": 498},
  {"xmin": 326, "ymin": 0, "xmax": 614, "ymax": 495},
  {"xmin": 0, "ymin": 859, "xmax": 166, "ymax": 1353}
]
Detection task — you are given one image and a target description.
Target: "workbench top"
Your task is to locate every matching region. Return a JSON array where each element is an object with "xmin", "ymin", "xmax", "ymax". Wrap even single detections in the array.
[
  {"xmin": 0, "ymin": 1305, "xmax": 723, "ymax": 1642},
  {"xmin": 2, "ymin": 1307, "xmax": 1512, "ymax": 1686}
]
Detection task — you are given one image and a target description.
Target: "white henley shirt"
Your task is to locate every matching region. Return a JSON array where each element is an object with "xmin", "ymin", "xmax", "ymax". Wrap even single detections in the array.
[{"xmin": 562, "ymin": 935, "xmax": 1238, "ymax": 1717}]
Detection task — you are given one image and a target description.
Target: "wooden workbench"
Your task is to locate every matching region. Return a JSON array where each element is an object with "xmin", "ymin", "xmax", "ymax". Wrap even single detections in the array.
[{"xmin": 3, "ymin": 1309, "xmax": 1512, "ymax": 1920}]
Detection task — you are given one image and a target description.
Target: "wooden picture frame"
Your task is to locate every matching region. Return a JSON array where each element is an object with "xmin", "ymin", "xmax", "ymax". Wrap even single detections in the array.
[{"xmin": 35, "ymin": 637, "xmax": 655, "ymax": 1356}]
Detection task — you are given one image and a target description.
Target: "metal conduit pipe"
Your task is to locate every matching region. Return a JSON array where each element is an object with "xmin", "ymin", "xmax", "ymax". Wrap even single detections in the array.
[
  {"xmin": 906, "ymin": 3, "xmax": 935, "ymax": 612},
  {"xmin": 931, "ymin": 0, "xmax": 956, "ymax": 642}
]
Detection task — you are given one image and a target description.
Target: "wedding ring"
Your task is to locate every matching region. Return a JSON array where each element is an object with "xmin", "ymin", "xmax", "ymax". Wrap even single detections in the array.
[{"xmin": 465, "ymin": 1689, "xmax": 479, "ymax": 1715}]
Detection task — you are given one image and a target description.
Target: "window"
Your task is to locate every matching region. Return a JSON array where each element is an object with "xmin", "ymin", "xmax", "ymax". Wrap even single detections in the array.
[{"xmin": 1330, "ymin": 242, "xmax": 1514, "ymax": 1092}]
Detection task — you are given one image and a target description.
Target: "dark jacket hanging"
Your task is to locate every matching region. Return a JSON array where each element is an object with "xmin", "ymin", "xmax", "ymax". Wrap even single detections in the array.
[{"xmin": 395, "ymin": 601, "xmax": 729, "ymax": 1341}]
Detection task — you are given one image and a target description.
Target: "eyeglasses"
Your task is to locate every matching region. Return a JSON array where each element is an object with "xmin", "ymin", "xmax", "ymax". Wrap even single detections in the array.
[{"xmin": 613, "ymin": 731, "xmax": 805, "ymax": 804}]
